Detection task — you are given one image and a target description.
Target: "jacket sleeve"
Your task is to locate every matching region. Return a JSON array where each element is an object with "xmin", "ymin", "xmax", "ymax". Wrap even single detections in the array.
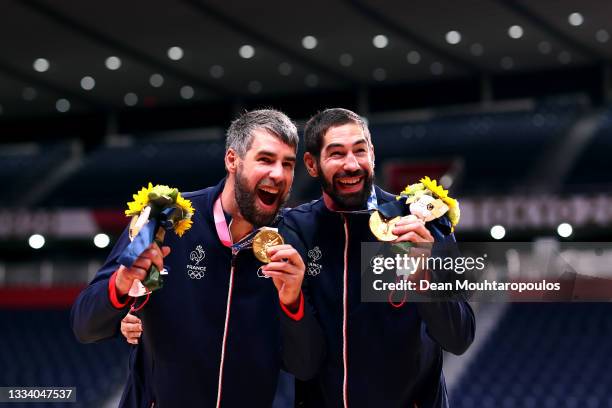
[
  {"xmin": 70, "ymin": 227, "xmax": 133, "ymax": 344},
  {"xmin": 417, "ymin": 300, "xmax": 475, "ymax": 355},
  {"xmin": 278, "ymin": 218, "xmax": 326, "ymax": 380},
  {"xmin": 417, "ymin": 223, "xmax": 475, "ymax": 355}
]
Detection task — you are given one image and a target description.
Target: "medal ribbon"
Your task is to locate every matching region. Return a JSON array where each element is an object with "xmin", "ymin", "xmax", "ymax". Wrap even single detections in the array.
[
  {"xmin": 331, "ymin": 187, "xmax": 409, "ymax": 222},
  {"xmin": 213, "ymin": 196, "xmax": 260, "ymax": 254}
]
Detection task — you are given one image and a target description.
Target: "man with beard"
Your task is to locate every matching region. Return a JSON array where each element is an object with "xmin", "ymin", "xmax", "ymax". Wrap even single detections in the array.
[
  {"xmin": 71, "ymin": 109, "xmax": 324, "ymax": 407},
  {"xmin": 280, "ymin": 108, "xmax": 475, "ymax": 407}
]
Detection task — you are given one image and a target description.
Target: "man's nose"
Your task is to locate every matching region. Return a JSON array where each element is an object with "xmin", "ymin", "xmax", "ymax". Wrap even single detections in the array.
[
  {"xmin": 269, "ymin": 161, "xmax": 284, "ymax": 180},
  {"xmin": 343, "ymin": 153, "xmax": 360, "ymax": 172}
]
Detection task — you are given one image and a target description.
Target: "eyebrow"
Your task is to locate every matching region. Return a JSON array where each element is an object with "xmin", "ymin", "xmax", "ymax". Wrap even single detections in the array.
[
  {"xmin": 257, "ymin": 150, "xmax": 296, "ymax": 162},
  {"xmin": 324, "ymin": 138, "xmax": 368, "ymax": 151}
]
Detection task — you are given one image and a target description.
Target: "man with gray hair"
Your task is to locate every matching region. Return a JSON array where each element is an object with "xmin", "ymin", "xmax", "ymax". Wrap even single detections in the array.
[{"xmin": 71, "ymin": 109, "xmax": 325, "ymax": 407}]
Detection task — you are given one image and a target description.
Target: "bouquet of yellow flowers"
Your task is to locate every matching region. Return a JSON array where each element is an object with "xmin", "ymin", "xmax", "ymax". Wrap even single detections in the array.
[{"xmin": 118, "ymin": 183, "xmax": 195, "ymax": 296}]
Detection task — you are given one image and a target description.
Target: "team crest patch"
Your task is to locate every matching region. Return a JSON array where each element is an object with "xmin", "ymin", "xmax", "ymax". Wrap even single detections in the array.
[
  {"xmin": 187, "ymin": 245, "xmax": 207, "ymax": 279},
  {"xmin": 307, "ymin": 246, "xmax": 323, "ymax": 276}
]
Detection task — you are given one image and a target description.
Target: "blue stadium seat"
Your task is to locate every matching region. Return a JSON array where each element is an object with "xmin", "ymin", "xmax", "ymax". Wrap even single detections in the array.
[
  {"xmin": 450, "ymin": 303, "xmax": 612, "ymax": 407},
  {"xmin": 0, "ymin": 309, "xmax": 129, "ymax": 408}
]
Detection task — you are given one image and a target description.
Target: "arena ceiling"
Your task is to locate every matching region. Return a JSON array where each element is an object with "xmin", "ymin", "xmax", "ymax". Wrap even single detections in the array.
[{"xmin": 0, "ymin": 0, "xmax": 610, "ymax": 119}]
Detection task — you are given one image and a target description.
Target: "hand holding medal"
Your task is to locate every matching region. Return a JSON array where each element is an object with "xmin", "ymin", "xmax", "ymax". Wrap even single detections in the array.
[
  {"xmin": 253, "ymin": 228, "xmax": 305, "ymax": 311},
  {"xmin": 369, "ymin": 176, "xmax": 460, "ymax": 243}
]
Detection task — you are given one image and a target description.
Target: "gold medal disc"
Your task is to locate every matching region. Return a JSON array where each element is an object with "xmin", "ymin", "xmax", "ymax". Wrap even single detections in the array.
[
  {"xmin": 369, "ymin": 211, "xmax": 400, "ymax": 241},
  {"xmin": 252, "ymin": 227, "xmax": 284, "ymax": 263}
]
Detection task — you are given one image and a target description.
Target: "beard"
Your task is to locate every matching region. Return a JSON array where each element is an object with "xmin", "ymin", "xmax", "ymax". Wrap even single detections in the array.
[
  {"xmin": 234, "ymin": 165, "xmax": 288, "ymax": 227},
  {"xmin": 317, "ymin": 163, "xmax": 374, "ymax": 210}
]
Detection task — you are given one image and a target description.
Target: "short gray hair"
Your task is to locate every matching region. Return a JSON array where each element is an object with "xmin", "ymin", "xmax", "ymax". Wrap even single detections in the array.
[{"xmin": 225, "ymin": 109, "xmax": 298, "ymax": 157}]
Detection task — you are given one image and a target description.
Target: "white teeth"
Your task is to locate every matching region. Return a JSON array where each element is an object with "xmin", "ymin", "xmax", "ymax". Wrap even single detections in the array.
[
  {"xmin": 338, "ymin": 177, "xmax": 361, "ymax": 185},
  {"xmin": 259, "ymin": 186, "xmax": 279, "ymax": 194}
]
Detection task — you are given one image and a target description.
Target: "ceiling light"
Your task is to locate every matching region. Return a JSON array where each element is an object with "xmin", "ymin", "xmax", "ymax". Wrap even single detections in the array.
[
  {"xmin": 80, "ymin": 76, "xmax": 95, "ymax": 90},
  {"xmin": 149, "ymin": 73, "xmax": 164, "ymax": 87},
  {"xmin": 305, "ymin": 74, "xmax": 318, "ymax": 87},
  {"xmin": 470, "ymin": 43, "xmax": 484, "ymax": 56},
  {"xmin": 167, "ymin": 46, "xmax": 184, "ymax": 61},
  {"xmin": 22, "ymin": 87, "xmax": 37, "ymax": 101},
  {"xmin": 445, "ymin": 30, "xmax": 461, "ymax": 45},
  {"xmin": 56, "ymin": 98, "xmax": 70, "ymax": 113},
  {"xmin": 500, "ymin": 56, "xmax": 514, "ymax": 70},
  {"xmin": 596, "ymin": 29, "xmax": 609, "ymax": 43},
  {"xmin": 557, "ymin": 223, "xmax": 573, "ymax": 238},
  {"xmin": 278, "ymin": 62, "xmax": 292, "ymax": 76},
  {"xmin": 248, "ymin": 80, "xmax": 262, "ymax": 94},
  {"xmin": 105, "ymin": 56, "xmax": 121, "ymax": 70},
  {"xmin": 407, "ymin": 51, "xmax": 421, "ymax": 64},
  {"xmin": 239, "ymin": 45, "xmax": 255, "ymax": 59},
  {"xmin": 124, "ymin": 92, "xmax": 138, "ymax": 106},
  {"xmin": 339, "ymin": 53, "xmax": 353, "ymax": 67},
  {"xmin": 302, "ymin": 35, "xmax": 318, "ymax": 49},
  {"xmin": 28, "ymin": 234, "xmax": 45, "ymax": 249},
  {"xmin": 372, "ymin": 34, "xmax": 388, "ymax": 48},
  {"xmin": 372, "ymin": 68, "xmax": 386, "ymax": 81},
  {"xmin": 180, "ymin": 85, "xmax": 194, "ymax": 99},
  {"xmin": 210, "ymin": 65, "xmax": 224, "ymax": 79},
  {"xmin": 490, "ymin": 225, "xmax": 506, "ymax": 240},
  {"xmin": 430, "ymin": 62, "xmax": 444, "ymax": 75},
  {"xmin": 508, "ymin": 25, "xmax": 524, "ymax": 39},
  {"xmin": 33, "ymin": 58, "xmax": 49, "ymax": 72},
  {"xmin": 538, "ymin": 41, "xmax": 552, "ymax": 54},
  {"xmin": 440, "ymin": 175, "xmax": 453, "ymax": 188},
  {"xmin": 94, "ymin": 233, "xmax": 110, "ymax": 248},
  {"xmin": 568, "ymin": 12, "xmax": 584, "ymax": 26}
]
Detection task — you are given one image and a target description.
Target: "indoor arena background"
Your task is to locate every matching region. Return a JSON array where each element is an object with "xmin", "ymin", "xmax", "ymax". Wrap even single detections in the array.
[{"xmin": 1, "ymin": 1, "xmax": 612, "ymax": 407}]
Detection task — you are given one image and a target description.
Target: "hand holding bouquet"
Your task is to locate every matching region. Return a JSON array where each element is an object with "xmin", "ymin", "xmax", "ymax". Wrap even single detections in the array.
[{"xmin": 118, "ymin": 183, "xmax": 194, "ymax": 296}]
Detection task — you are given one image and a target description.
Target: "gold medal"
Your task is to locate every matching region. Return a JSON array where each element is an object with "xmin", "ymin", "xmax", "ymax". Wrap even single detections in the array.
[
  {"xmin": 252, "ymin": 227, "xmax": 284, "ymax": 263},
  {"xmin": 369, "ymin": 211, "xmax": 400, "ymax": 241}
]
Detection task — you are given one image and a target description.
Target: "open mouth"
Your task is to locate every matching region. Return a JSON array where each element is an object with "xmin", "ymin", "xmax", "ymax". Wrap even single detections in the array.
[
  {"xmin": 335, "ymin": 176, "xmax": 364, "ymax": 193},
  {"xmin": 256, "ymin": 185, "xmax": 280, "ymax": 207}
]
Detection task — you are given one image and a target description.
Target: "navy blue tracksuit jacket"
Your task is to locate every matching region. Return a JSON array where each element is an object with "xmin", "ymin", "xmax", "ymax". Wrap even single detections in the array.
[
  {"xmin": 71, "ymin": 179, "xmax": 324, "ymax": 407},
  {"xmin": 280, "ymin": 186, "xmax": 475, "ymax": 408}
]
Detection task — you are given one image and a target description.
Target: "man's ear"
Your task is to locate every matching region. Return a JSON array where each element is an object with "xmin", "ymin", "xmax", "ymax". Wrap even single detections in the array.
[
  {"xmin": 225, "ymin": 148, "xmax": 239, "ymax": 174},
  {"xmin": 304, "ymin": 152, "xmax": 319, "ymax": 178}
]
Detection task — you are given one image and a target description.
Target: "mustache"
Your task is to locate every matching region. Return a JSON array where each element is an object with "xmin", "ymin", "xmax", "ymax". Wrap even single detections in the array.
[
  {"xmin": 257, "ymin": 178, "xmax": 284, "ymax": 191},
  {"xmin": 333, "ymin": 170, "xmax": 367, "ymax": 180}
]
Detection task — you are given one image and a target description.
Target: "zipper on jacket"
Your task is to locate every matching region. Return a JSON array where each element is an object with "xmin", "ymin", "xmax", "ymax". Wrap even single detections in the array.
[{"xmin": 216, "ymin": 252, "xmax": 237, "ymax": 408}]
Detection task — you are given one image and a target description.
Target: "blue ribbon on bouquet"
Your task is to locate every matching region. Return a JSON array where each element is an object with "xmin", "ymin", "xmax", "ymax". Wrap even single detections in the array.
[{"xmin": 117, "ymin": 207, "xmax": 179, "ymax": 292}]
